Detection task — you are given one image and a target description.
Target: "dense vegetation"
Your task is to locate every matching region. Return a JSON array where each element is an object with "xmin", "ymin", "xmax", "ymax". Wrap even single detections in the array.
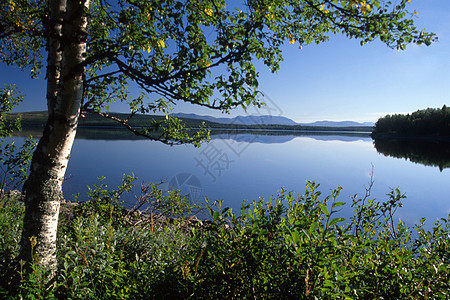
[
  {"xmin": 2, "ymin": 0, "xmax": 437, "ymax": 278},
  {"xmin": 1, "ymin": 176, "xmax": 449, "ymax": 299},
  {"xmin": 372, "ymin": 106, "xmax": 450, "ymax": 138},
  {"xmin": 2, "ymin": 92, "xmax": 448, "ymax": 298},
  {"xmin": 0, "ymin": 85, "xmax": 36, "ymax": 199}
]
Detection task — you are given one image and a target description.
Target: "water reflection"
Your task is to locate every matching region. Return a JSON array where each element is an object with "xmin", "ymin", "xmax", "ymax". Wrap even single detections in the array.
[
  {"xmin": 373, "ymin": 138, "xmax": 450, "ymax": 171},
  {"xmin": 17, "ymin": 127, "xmax": 372, "ymax": 143},
  {"xmin": 6, "ymin": 130, "xmax": 450, "ymax": 228},
  {"xmin": 211, "ymin": 131, "xmax": 371, "ymax": 143}
]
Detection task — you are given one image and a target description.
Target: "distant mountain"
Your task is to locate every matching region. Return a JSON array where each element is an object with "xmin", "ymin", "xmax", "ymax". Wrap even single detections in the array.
[
  {"xmin": 172, "ymin": 113, "xmax": 297, "ymax": 126},
  {"xmin": 172, "ymin": 113, "xmax": 374, "ymax": 127},
  {"xmin": 9, "ymin": 111, "xmax": 374, "ymax": 130}
]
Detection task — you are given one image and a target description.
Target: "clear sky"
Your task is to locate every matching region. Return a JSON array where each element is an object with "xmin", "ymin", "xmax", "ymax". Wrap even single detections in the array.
[{"xmin": 2, "ymin": 0, "xmax": 449, "ymax": 123}]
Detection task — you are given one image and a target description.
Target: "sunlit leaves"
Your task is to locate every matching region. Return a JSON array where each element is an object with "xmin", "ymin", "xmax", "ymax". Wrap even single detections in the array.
[
  {"xmin": 84, "ymin": 0, "xmax": 435, "ymax": 118},
  {"xmin": 156, "ymin": 39, "xmax": 165, "ymax": 49},
  {"xmin": 319, "ymin": 4, "xmax": 330, "ymax": 14},
  {"xmin": 204, "ymin": 8, "xmax": 214, "ymax": 17},
  {"xmin": 0, "ymin": 0, "xmax": 44, "ymax": 77},
  {"xmin": 0, "ymin": 84, "xmax": 36, "ymax": 192},
  {"xmin": 143, "ymin": 115, "xmax": 210, "ymax": 147},
  {"xmin": 1, "ymin": 0, "xmax": 437, "ymax": 144},
  {"xmin": 358, "ymin": 1, "xmax": 372, "ymax": 14},
  {"xmin": 0, "ymin": 84, "xmax": 24, "ymax": 137}
]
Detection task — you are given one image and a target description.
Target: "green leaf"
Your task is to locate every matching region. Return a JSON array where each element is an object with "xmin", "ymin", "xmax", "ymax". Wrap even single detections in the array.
[
  {"xmin": 288, "ymin": 230, "xmax": 300, "ymax": 244},
  {"xmin": 323, "ymin": 279, "xmax": 334, "ymax": 287},
  {"xmin": 329, "ymin": 217, "xmax": 345, "ymax": 226},
  {"xmin": 309, "ymin": 221, "xmax": 320, "ymax": 233},
  {"xmin": 332, "ymin": 201, "xmax": 346, "ymax": 209},
  {"xmin": 319, "ymin": 204, "xmax": 329, "ymax": 217}
]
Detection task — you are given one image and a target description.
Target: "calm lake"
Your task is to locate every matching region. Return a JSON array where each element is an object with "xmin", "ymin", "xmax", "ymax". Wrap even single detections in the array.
[{"xmin": 13, "ymin": 129, "xmax": 450, "ymax": 228}]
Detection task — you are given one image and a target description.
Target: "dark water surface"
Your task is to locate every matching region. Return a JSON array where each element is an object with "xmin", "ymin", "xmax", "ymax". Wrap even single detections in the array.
[
  {"xmin": 59, "ymin": 130, "xmax": 449, "ymax": 228},
  {"xmin": 10, "ymin": 129, "xmax": 450, "ymax": 228}
]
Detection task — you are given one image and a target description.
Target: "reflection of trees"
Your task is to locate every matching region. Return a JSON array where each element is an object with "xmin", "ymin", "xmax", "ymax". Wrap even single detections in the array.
[
  {"xmin": 373, "ymin": 138, "xmax": 450, "ymax": 171},
  {"xmin": 16, "ymin": 128, "xmax": 372, "ymax": 142}
]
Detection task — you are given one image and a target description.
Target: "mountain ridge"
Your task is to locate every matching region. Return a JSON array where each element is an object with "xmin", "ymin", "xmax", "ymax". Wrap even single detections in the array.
[
  {"xmin": 172, "ymin": 113, "xmax": 374, "ymax": 127},
  {"xmin": 7, "ymin": 111, "xmax": 374, "ymax": 129}
]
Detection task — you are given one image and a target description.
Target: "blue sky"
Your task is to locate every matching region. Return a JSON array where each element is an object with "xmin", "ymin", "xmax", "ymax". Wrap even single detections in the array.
[{"xmin": 2, "ymin": 0, "xmax": 449, "ymax": 123}]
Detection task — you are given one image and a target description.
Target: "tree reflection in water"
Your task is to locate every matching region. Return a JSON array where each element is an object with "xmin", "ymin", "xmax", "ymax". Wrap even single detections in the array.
[{"xmin": 373, "ymin": 138, "xmax": 450, "ymax": 171}]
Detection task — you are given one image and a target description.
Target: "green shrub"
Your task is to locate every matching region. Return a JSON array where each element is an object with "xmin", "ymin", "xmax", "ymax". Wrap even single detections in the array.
[
  {"xmin": 0, "ymin": 84, "xmax": 36, "ymax": 196},
  {"xmin": 71, "ymin": 174, "xmax": 198, "ymax": 229},
  {"xmin": 55, "ymin": 174, "xmax": 199, "ymax": 299},
  {"xmin": 187, "ymin": 182, "xmax": 450, "ymax": 299},
  {"xmin": 0, "ymin": 194, "xmax": 24, "ymax": 294},
  {"xmin": 1, "ymin": 179, "xmax": 449, "ymax": 299},
  {"xmin": 56, "ymin": 213, "xmax": 194, "ymax": 299},
  {"xmin": 70, "ymin": 174, "xmax": 137, "ymax": 227}
]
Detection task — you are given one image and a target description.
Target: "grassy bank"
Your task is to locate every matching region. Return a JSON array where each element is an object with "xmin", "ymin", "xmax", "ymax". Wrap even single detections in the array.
[{"xmin": 1, "ymin": 177, "xmax": 449, "ymax": 299}]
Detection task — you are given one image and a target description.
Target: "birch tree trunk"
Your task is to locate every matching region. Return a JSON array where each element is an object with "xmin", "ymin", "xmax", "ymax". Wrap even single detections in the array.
[{"xmin": 20, "ymin": 0, "xmax": 89, "ymax": 277}]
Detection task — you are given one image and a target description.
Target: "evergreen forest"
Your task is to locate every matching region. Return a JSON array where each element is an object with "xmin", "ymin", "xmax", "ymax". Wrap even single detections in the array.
[{"xmin": 372, "ymin": 106, "xmax": 450, "ymax": 138}]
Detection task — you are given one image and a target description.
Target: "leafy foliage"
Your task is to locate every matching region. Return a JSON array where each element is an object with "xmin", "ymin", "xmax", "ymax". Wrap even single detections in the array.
[
  {"xmin": 0, "ymin": 84, "xmax": 36, "ymax": 195},
  {"xmin": 71, "ymin": 174, "xmax": 199, "ymax": 227},
  {"xmin": 0, "ymin": 1, "xmax": 44, "ymax": 77},
  {"xmin": 131, "ymin": 181, "xmax": 200, "ymax": 218},
  {"xmin": 1, "ymin": 0, "xmax": 437, "ymax": 144},
  {"xmin": 1, "ymin": 180, "xmax": 449, "ymax": 298},
  {"xmin": 0, "ymin": 0, "xmax": 445, "ymax": 297},
  {"xmin": 0, "ymin": 194, "xmax": 24, "ymax": 294},
  {"xmin": 186, "ymin": 183, "xmax": 450, "ymax": 299},
  {"xmin": 0, "ymin": 137, "xmax": 36, "ymax": 193},
  {"xmin": 69, "ymin": 174, "xmax": 137, "ymax": 231},
  {"xmin": 0, "ymin": 84, "xmax": 23, "ymax": 137}
]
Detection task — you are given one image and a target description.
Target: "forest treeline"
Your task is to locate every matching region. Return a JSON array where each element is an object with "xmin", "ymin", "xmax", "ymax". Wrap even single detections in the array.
[{"xmin": 372, "ymin": 106, "xmax": 450, "ymax": 137}]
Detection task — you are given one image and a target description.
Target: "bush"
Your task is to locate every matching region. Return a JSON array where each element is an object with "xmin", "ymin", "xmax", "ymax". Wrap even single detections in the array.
[
  {"xmin": 187, "ymin": 182, "xmax": 449, "ymax": 299},
  {"xmin": 0, "ymin": 84, "xmax": 36, "ymax": 197},
  {"xmin": 0, "ymin": 194, "xmax": 24, "ymax": 295},
  {"xmin": 1, "ymin": 180, "xmax": 449, "ymax": 299},
  {"xmin": 55, "ymin": 174, "xmax": 200, "ymax": 299},
  {"xmin": 56, "ymin": 214, "xmax": 193, "ymax": 299}
]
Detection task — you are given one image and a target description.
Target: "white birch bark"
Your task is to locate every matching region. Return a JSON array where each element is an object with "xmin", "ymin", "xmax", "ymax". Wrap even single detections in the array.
[
  {"xmin": 46, "ymin": 0, "xmax": 66, "ymax": 114},
  {"xmin": 20, "ymin": 0, "xmax": 90, "ymax": 276}
]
